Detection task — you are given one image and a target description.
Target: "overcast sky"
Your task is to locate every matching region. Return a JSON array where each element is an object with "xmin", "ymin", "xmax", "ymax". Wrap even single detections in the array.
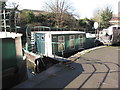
[{"xmin": 6, "ymin": 0, "xmax": 120, "ymax": 19}]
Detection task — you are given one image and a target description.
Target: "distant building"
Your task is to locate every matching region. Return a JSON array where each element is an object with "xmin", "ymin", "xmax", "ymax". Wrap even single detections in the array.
[{"xmin": 109, "ymin": 13, "xmax": 120, "ymax": 25}]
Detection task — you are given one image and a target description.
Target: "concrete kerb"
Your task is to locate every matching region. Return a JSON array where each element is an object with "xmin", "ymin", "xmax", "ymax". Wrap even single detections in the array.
[{"xmin": 68, "ymin": 46, "xmax": 107, "ymax": 61}]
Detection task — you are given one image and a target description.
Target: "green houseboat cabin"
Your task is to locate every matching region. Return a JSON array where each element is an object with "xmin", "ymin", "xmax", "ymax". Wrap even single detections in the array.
[{"xmin": 26, "ymin": 31, "xmax": 86, "ymax": 57}]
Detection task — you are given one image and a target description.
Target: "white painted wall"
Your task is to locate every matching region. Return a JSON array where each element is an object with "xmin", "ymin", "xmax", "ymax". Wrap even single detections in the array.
[{"xmin": 45, "ymin": 33, "xmax": 52, "ymax": 56}]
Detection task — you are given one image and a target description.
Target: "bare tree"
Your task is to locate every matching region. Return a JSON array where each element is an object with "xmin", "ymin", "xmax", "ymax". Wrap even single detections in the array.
[
  {"xmin": 92, "ymin": 9, "xmax": 102, "ymax": 23},
  {"xmin": 44, "ymin": 0, "xmax": 75, "ymax": 28}
]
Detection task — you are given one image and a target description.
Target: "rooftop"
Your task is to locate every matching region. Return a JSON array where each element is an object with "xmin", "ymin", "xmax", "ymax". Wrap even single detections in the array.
[{"xmin": 110, "ymin": 13, "xmax": 120, "ymax": 24}]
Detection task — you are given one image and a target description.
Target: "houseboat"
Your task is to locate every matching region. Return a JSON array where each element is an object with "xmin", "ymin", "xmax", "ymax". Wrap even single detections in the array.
[{"xmin": 24, "ymin": 25, "xmax": 95, "ymax": 73}]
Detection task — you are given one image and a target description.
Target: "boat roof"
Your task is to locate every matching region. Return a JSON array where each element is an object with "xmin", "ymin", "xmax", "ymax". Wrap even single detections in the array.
[
  {"xmin": 0, "ymin": 32, "xmax": 22, "ymax": 38},
  {"xmin": 32, "ymin": 31, "xmax": 85, "ymax": 35},
  {"xmin": 86, "ymin": 33, "xmax": 96, "ymax": 38}
]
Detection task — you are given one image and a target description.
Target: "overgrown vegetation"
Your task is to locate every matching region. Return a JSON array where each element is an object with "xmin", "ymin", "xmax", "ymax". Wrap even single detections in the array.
[
  {"xmin": 2, "ymin": 0, "xmax": 113, "ymax": 33},
  {"xmin": 92, "ymin": 7, "xmax": 113, "ymax": 30}
]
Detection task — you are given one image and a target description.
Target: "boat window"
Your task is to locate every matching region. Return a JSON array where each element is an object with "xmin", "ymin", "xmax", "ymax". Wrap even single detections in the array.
[
  {"xmin": 41, "ymin": 36, "xmax": 44, "ymax": 40},
  {"xmin": 53, "ymin": 36, "xmax": 57, "ymax": 39},
  {"xmin": 113, "ymin": 27, "xmax": 116, "ymax": 30},
  {"xmin": 78, "ymin": 34, "xmax": 83, "ymax": 47},
  {"xmin": 36, "ymin": 35, "xmax": 40, "ymax": 39},
  {"xmin": 58, "ymin": 36, "xmax": 64, "ymax": 52},
  {"xmin": 70, "ymin": 35, "xmax": 75, "ymax": 49}
]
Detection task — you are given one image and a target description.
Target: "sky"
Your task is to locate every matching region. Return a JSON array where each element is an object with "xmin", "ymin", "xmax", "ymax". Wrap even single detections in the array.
[{"xmin": 6, "ymin": 0, "xmax": 120, "ymax": 19}]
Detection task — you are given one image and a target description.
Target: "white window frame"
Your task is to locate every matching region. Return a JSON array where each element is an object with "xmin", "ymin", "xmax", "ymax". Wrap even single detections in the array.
[
  {"xmin": 41, "ymin": 35, "xmax": 44, "ymax": 41},
  {"xmin": 58, "ymin": 36, "xmax": 65, "ymax": 52},
  {"xmin": 78, "ymin": 34, "xmax": 83, "ymax": 48},
  {"xmin": 69, "ymin": 35, "xmax": 75, "ymax": 49}
]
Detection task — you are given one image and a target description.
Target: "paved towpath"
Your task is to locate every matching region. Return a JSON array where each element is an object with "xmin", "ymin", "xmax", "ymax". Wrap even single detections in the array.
[
  {"xmin": 15, "ymin": 46, "xmax": 120, "ymax": 89},
  {"xmin": 66, "ymin": 46, "xmax": 120, "ymax": 88}
]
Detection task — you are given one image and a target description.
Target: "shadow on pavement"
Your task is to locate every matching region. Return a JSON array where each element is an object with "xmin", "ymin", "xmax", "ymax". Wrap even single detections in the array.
[
  {"xmin": 14, "ymin": 62, "xmax": 84, "ymax": 88},
  {"xmin": 35, "ymin": 62, "xmax": 84, "ymax": 88},
  {"xmin": 76, "ymin": 57, "xmax": 120, "ymax": 89}
]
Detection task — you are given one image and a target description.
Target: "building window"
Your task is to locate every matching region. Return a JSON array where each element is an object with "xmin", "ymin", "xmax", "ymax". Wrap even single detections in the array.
[
  {"xmin": 79, "ymin": 34, "xmax": 83, "ymax": 47},
  {"xmin": 58, "ymin": 36, "xmax": 64, "ymax": 52},
  {"xmin": 70, "ymin": 35, "xmax": 75, "ymax": 49}
]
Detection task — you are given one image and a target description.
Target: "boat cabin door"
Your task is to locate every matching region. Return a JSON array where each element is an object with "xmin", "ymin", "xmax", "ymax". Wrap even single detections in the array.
[{"xmin": 35, "ymin": 33, "xmax": 45, "ymax": 55}]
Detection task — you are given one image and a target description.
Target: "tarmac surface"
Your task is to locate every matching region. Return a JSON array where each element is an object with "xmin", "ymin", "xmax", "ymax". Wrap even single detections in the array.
[{"xmin": 15, "ymin": 46, "xmax": 120, "ymax": 89}]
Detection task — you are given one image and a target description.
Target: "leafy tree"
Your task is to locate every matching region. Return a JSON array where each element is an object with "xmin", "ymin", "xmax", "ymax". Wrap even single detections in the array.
[
  {"xmin": 18, "ymin": 10, "xmax": 27, "ymax": 24},
  {"xmin": 92, "ymin": 7, "xmax": 113, "ymax": 29},
  {"xmin": 79, "ymin": 18, "xmax": 94, "ymax": 32},
  {"xmin": 26, "ymin": 10, "xmax": 35, "ymax": 23},
  {"xmin": 62, "ymin": 13, "xmax": 79, "ymax": 28},
  {"xmin": 35, "ymin": 14, "xmax": 47, "ymax": 25},
  {"xmin": 35, "ymin": 13, "xmax": 56, "ymax": 27},
  {"xmin": 79, "ymin": 18, "xmax": 87, "ymax": 28},
  {"xmin": 100, "ymin": 7, "xmax": 113, "ymax": 29},
  {"xmin": 46, "ymin": 13, "xmax": 56, "ymax": 27}
]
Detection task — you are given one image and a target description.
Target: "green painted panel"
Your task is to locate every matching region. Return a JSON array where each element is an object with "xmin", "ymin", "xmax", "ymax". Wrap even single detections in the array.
[
  {"xmin": 35, "ymin": 33, "xmax": 45, "ymax": 54},
  {"xmin": 68, "ymin": 34, "xmax": 85, "ymax": 50},
  {"xmin": 2, "ymin": 38, "xmax": 17, "ymax": 70},
  {"xmin": 75, "ymin": 35, "xmax": 80, "ymax": 49},
  {"xmin": 65, "ymin": 35, "xmax": 69, "ymax": 50},
  {"xmin": 52, "ymin": 33, "xmax": 86, "ymax": 55},
  {"xmin": 83, "ymin": 37, "xmax": 95, "ymax": 49},
  {"xmin": 52, "ymin": 35, "xmax": 58, "ymax": 54},
  {"xmin": 75, "ymin": 35, "xmax": 79, "ymax": 49}
]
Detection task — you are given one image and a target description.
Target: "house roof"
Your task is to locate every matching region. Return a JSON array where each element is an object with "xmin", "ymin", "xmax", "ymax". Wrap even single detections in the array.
[{"xmin": 110, "ymin": 13, "xmax": 120, "ymax": 23}]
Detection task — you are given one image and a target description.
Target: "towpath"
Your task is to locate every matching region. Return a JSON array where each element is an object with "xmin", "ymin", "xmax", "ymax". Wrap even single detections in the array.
[{"xmin": 15, "ymin": 46, "xmax": 120, "ymax": 89}]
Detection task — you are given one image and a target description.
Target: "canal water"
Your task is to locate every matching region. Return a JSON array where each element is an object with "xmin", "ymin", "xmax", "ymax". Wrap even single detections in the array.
[
  {"xmin": 25, "ymin": 50, "xmax": 82, "ymax": 78},
  {"xmin": 26, "ymin": 57, "xmax": 59, "ymax": 78}
]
